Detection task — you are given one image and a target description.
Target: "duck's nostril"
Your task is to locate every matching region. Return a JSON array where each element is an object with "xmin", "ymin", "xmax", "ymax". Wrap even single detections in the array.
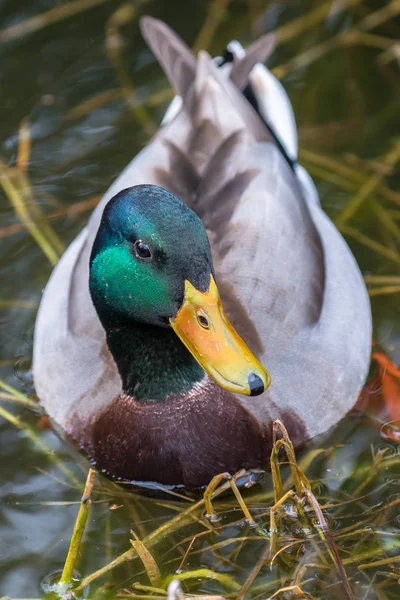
[{"xmin": 248, "ymin": 373, "xmax": 265, "ymax": 396}]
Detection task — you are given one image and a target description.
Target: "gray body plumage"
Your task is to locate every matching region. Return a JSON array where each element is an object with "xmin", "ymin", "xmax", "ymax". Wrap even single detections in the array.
[{"xmin": 33, "ymin": 18, "xmax": 371, "ymax": 466}]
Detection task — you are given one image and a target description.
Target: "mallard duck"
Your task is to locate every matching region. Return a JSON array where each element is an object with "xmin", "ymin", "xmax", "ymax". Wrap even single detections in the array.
[{"xmin": 33, "ymin": 18, "xmax": 372, "ymax": 488}]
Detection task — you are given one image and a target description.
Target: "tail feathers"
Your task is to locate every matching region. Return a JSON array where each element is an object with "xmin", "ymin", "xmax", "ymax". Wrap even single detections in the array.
[
  {"xmin": 230, "ymin": 33, "xmax": 276, "ymax": 89},
  {"xmin": 140, "ymin": 16, "xmax": 196, "ymax": 104},
  {"xmin": 140, "ymin": 17, "xmax": 275, "ymax": 144},
  {"xmin": 193, "ymin": 52, "xmax": 236, "ymax": 136},
  {"xmin": 194, "ymin": 51, "xmax": 271, "ymax": 143}
]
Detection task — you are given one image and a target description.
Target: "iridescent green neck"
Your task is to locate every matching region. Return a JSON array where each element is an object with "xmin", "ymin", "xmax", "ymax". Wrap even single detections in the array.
[
  {"xmin": 88, "ymin": 185, "xmax": 214, "ymax": 402},
  {"xmin": 101, "ymin": 313, "xmax": 205, "ymax": 402}
]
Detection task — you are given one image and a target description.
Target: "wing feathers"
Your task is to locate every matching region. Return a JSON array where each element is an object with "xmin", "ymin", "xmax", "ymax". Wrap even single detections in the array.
[
  {"xmin": 197, "ymin": 130, "xmax": 245, "ymax": 199},
  {"xmin": 154, "ymin": 140, "xmax": 199, "ymax": 204}
]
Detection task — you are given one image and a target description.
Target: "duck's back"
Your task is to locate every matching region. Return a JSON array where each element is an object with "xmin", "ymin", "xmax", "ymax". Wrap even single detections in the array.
[{"xmin": 33, "ymin": 18, "xmax": 371, "ymax": 454}]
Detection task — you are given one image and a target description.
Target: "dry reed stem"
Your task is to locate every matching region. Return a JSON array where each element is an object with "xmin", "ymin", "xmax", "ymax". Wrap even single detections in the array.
[
  {"xmin": 360, "ymin": 0, "xmax": 400, "ymax": 30},
  {"xmin": 368, "ymin": 285, "xmax": 400, "ymax": 297},
  {"xmin": 271, "ymin": 421, "xmax": 310, "ymax": 501},
  {"xmin": 76, "ymin": 470, "xmax": 255, "ymax": 591},
  {"xmin": 0, "ymin": 391, "xmax": 40, "ymax": 411},
  {"xmin": 340, "ymin": 225, "xmax": 400, "ymax": 266},
  {"xmin": 203, "ymin": 470, "xmax": 255, "ymax": 525},
  {"xmin": 17, "ymin": 119, "xmax": 31, "ymax": 173},
  {"xmin": 75, "ymin": 499, "xmax": 207, "ymax": 590},
  {"xmin": 0, "ymin": 299, "xmax": 38, "ymax": 309},
  {"xmin": 176, "ymin": 535, "xmax": 197, "ymax": 572},
  {"xmin": 0, "ymin": 404, "xmax": 81, "ymax": 488},
  {"xmin": 229, "ymin": 475, "xmax": 256, "ymax": 526},
  {"xmin": 132, "ymin": 583, "xmax": 167, "ymax": 595},
  {"xmin": 0, "ymin": 195, "xmax": 100, "ymax": 240},
  {"xmin": 0, "ymin": 0, "xmax": 114, "ymax": 43},
  {"xmin": 106, "ymin": 2, "xmax": 156, "ymax": 138},
  {"xmin": 365, "ymin": 275, "xmax": 400, "ymax": 284},
  {"xmin": 358, "ymin": 553, "xmax": 400, "ymax": 571},
  {"xmin": 268, "ymin": 421, "xmax": 354, "ymax": 599},
  {"xmin": 274, "ymin": 0, "xmax": 400, "ymax": 80},
  {"xmin": 269, "ymin": 489, "xmax": 298, "ymax": 561},
  {"xmin": 276, "ymin": 0, "xmax": 363, "ymax": 45},
  {"xmin": 267, "ymin": 585, "xmax": 308, "ymax": 599},
  {"xmin": 131, "ymin": 530, "xmax": 161, "ymax": 586},
  {"xmin": 60, "ymin": 468, "xmax": 96, "ymax": 584},
  {"xmin": 299, "ymin": 150, "xmax": 400, "ymax": 206},
  {"xmin": 237, "ymin": 543, "xmax": 271, "ymax": 600},
  {"xmin": 305, "ymin": 490, "xmax": 354, "ymax": 600},
  {"xmin": 336, "ymin": 141, "xmax": 400, "ymax": 227},
  {"xmin": 0, "ymin": 378, "xmax": 37, "ymax": 409},
  {"xmin": 163, "ymin": 569, "xmax": 240, "ymax": 591},
  {"xmin": 193, "ymin": 0, "xmax": 231, "ymax": 53},
  {"xmin": 67, "ymin": 87, "xmax": 173, "ymax": 122},
  {"xmin": 370, "ymin": 199, "xmax": 400, "ymax": 244},
  {"xmin": 0, "ymin": 161, "xmax": 61, "ymax": 265}
]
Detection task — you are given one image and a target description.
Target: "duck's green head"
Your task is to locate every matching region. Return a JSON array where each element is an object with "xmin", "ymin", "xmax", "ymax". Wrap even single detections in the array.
[{"xmin": 89, "ymin": 185, "xmax": 270, "ymax": 397}]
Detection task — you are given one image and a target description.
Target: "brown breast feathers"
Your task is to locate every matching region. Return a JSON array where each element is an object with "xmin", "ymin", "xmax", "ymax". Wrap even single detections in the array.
[{"xmin": 86, "ymin": 380, "xmax": 268, "ymax": 488}]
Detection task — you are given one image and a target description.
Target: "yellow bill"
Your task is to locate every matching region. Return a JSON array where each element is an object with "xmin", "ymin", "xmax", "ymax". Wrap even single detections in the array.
[{"xmin": 170, "ymin": 275, "xmax": 271, "ymax": 396}]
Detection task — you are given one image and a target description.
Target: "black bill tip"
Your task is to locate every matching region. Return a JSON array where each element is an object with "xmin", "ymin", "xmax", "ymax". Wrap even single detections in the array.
[{"xmin": 248, "ymin": 373, "xmax": 265, "ymax": 396}]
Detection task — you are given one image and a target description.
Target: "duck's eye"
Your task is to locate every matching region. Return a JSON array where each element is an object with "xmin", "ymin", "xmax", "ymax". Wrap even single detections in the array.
[
  {"xmin": 197, "ymin": 313, "xmax": 210, "ymax": 329},
  {"xmin": 134, "ymin": 240, "xmax": 152, "ymax": 260}
]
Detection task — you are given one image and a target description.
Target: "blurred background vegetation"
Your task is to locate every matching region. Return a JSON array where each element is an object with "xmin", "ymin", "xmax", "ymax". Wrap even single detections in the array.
[{"xmin": 1, "ymin": 1, "xmax": 400, "ymax": 599}]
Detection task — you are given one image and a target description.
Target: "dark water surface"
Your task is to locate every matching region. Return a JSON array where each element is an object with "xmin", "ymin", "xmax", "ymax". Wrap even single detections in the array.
[{"xmin": 1, "ymin": 1, "xmax": 400, "ymax": 598}]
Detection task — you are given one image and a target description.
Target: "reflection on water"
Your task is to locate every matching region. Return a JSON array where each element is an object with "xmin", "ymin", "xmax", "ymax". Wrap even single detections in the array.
[{"xmin": 1, "ymin": 0, "xmax": 400, "ymax": 598}]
